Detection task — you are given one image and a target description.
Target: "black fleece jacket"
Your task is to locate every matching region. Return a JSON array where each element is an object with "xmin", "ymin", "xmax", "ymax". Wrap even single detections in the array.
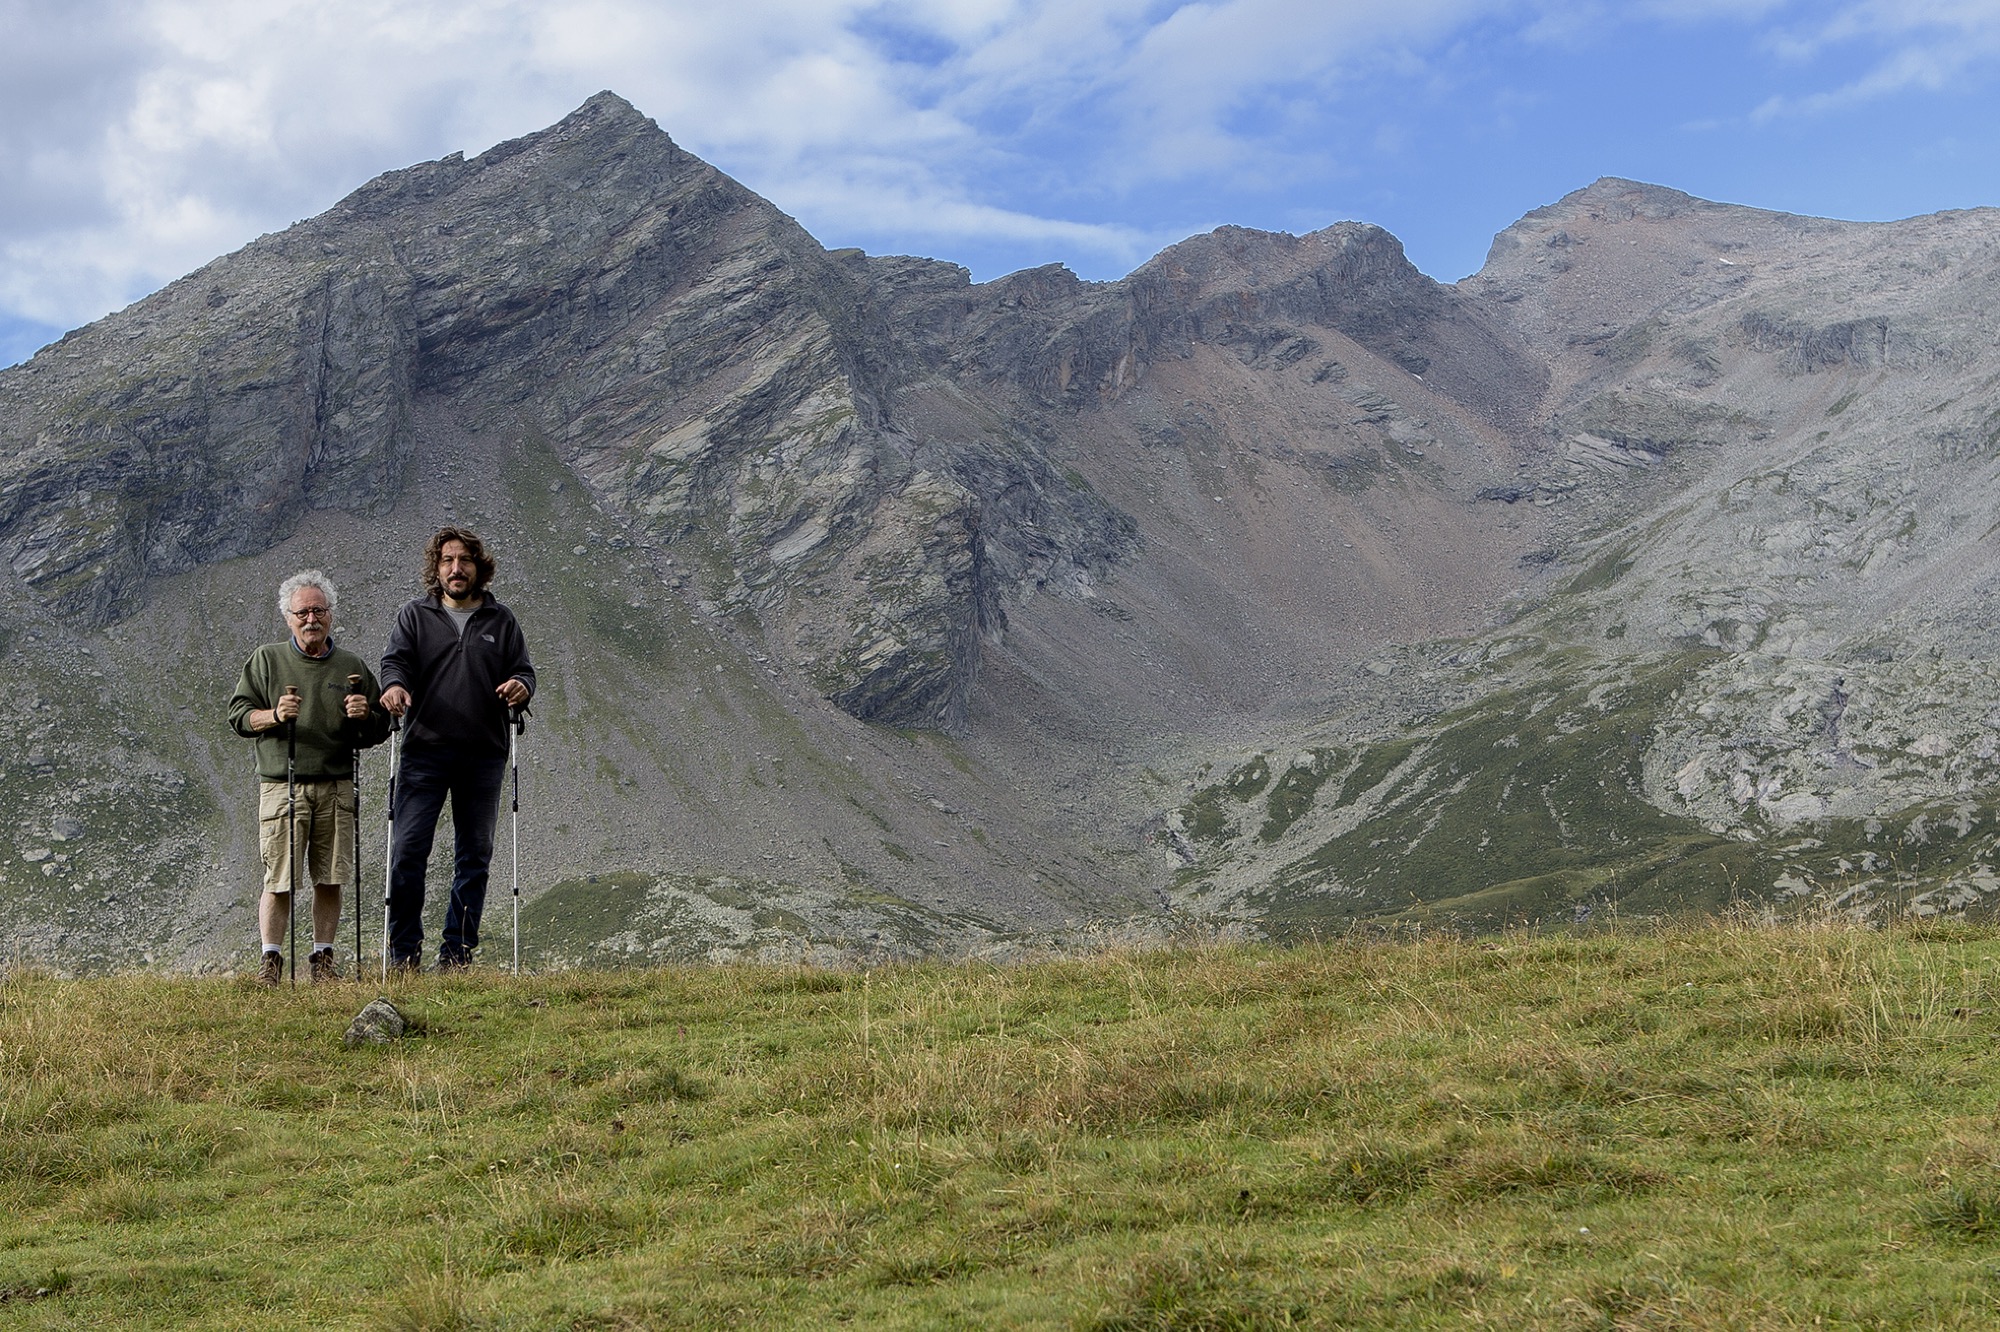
[{"xmin": 379, "ymin": 593, "xmax": 536, "ymax": 758}]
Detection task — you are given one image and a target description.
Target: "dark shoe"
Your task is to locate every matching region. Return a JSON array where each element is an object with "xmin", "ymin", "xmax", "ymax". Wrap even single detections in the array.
[
  {"xmin": 388, "ymin": 955, "xmax": 421, "ymax": 978},
  {"xmin": 437, "ymin": 945, "xmax": 473, "ymax": 973},
  {"xmin": 309, "ymin": 949, "xmax": 337, "ymax": 984},
  {"xmin": 258, "ymin": 951, "xmax": 283, "ymax": 987}
]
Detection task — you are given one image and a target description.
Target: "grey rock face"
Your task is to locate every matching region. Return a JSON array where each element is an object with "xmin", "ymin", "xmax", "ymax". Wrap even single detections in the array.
[
  {"xmin": 1163, "ymin": 174, "xmax": 2000, "ymax": 929},
  {"xmin": 0, "ymin": 93, "xmax": 1156, "ymax": 729}
]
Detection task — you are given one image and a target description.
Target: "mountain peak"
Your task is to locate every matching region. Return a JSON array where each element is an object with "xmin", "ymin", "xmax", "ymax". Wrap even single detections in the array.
[
  {"xmin": 537, "ymin": 90, "xmax": 674, "ymax": 149},
  {"xmin": 573, "ymin": 88, "xmax": 646, "ymax": 121}
]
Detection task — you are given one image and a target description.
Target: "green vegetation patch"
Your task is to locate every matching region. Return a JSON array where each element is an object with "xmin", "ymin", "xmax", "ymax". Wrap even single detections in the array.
[
  {"xmin": 521, "ymin": 870, "xmax": 660, "ymax": 948},
  {"xmin": 1321, "ymin": 449, "xmax": 1387, "ymax": 495},
  {"xmin": 1332, "ymin": 734, "xmax": 1421, "ymax": 808},
  {"xmin": 1262, "ymin": 656, "xmax": 1758, "ymax": 931},
  {"xmin": 1222, "ymin": 754, "xmax": 1271, "ymax": 800},
  {"xmin": 1750, "ymin": 801, "xmax": 2000, "ymax": 923},
  {"xmin": 1258, "ymin": 748, "xmax": 1343, "ymax": 843},
  {"xmin": 1179, "ymin": 754, "xmax": 1275, "ymax": 846},
  {"xmin": 9, "ymin": 926, "xmax": 2000, "ymax": 1327},
  {"xmin": 1564, "ymin": 540, "xmax": 1638, "ymax": 596}
]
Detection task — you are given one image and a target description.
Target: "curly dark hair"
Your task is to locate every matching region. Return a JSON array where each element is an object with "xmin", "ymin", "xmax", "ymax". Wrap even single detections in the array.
[{"xmin": 423, "ymin": 526, "xmax": 497, "ymax": 598}]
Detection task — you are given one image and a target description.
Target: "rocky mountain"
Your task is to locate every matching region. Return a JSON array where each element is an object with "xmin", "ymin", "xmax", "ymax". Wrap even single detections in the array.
[
  {"xmin": 5, "ymin": 94, "xmax": 2000, "ymax": 973},
  {"xmin": 1170, "ymin": 181, "xmax": 2000, "ymax": 931}
]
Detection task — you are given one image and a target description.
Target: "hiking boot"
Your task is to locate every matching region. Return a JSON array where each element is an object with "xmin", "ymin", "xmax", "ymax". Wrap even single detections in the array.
[
  {"xmin": 437, "ymin": 945, "xmax": 473, "ymax": 973},
  {"xmin": 309, "ymin": 949, "xmax": 337, "ymax": 984},
  {"xmin": 388, "ymin": 955, "xmax": 421, "ymax": 978},
  {"xmin": 258, "ymin": 951, "xmax": 283, "ymax": 987}
]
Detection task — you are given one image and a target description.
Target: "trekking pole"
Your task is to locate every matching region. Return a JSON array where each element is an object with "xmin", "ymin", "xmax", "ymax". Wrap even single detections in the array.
[
  {"xmin": 381, "ymin": 717, "xmax": 400, "ymax": 983},
  {"xmin": 509, "ymin": 705, "xmax": 525, "ymax": 975},
  {"xmin": 347, "ymin": 674, "xmax": 365, "ymax": 976},
  {"xmin": 284, "ymin": 685, "xmax": 298, "ymax": 989},
  {"xmin": 303, "ymin": 792, "xmax": 320, "ymax": 981}
]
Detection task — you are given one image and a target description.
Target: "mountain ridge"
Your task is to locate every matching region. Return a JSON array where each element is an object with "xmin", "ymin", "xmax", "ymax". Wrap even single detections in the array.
[{"xmin": 6, "ymin": 93, "xmax": 2000, "ymax": 972}]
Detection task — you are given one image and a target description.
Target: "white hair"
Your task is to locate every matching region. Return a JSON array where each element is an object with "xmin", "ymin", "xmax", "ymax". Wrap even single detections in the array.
[{"xmin": 277, "ymin": 569, "xmax": 338, "ymax": 619}]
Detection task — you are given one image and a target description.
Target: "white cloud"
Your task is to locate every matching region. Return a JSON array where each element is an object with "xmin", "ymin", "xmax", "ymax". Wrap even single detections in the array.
[{"xmin": 1753, "ymin": 0, "xmax": 2000, "ymax": 117}]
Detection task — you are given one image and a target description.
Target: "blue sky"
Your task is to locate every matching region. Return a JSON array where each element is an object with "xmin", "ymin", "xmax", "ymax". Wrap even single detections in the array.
[{"xmin": 4, "ymin": 1, "xmax": 2000, "ymax": 368}]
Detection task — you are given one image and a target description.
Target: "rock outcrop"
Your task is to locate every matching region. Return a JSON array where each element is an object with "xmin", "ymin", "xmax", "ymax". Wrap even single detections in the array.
[{"xmin": 0, "ymin": 94, "xmax": 1137, "ymax": 730}]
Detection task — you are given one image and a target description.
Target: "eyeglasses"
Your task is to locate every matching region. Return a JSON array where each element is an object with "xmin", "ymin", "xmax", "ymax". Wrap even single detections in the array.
[{"xmin": 289, "ymin": 606, "xmax": 331, "ymax": 620}]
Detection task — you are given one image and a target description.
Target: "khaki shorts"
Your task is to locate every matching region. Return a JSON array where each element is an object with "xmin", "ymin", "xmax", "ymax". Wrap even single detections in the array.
[{"xmin": 258, "ymin": 779, "xmax": 355, "ymax": 895}]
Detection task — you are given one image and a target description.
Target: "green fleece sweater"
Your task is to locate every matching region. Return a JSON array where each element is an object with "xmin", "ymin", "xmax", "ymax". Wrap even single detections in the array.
[{"xmin": 228, "ymin": 639, "xmax": 392, "ymax": 781}]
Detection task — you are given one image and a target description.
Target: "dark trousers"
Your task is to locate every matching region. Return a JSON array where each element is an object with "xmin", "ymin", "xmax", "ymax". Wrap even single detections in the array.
[{"xmin": 387, "ymin": 742, "xmax": 505, "ymax": 962}]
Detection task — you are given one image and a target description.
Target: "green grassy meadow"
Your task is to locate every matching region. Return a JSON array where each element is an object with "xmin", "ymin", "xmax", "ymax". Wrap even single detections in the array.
[{"xmin": 7, "ymin": 922, "xmax": 2000, "ymax": 1329}]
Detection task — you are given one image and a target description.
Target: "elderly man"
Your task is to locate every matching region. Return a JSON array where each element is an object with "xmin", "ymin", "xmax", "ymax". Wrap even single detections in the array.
[
  {"xmin": 379, "ymin": 526, "xmax": 536, "ymax": 972},
  {"xmin": 228, "ymin": 570, "xmax": 392, "ymax": 984}
]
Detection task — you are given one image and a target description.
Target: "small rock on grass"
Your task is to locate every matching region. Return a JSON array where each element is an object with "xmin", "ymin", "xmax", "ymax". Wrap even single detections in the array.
[{"xmin": 344, "ymin": 997, "xmax": 406, "ymax": 1047}]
